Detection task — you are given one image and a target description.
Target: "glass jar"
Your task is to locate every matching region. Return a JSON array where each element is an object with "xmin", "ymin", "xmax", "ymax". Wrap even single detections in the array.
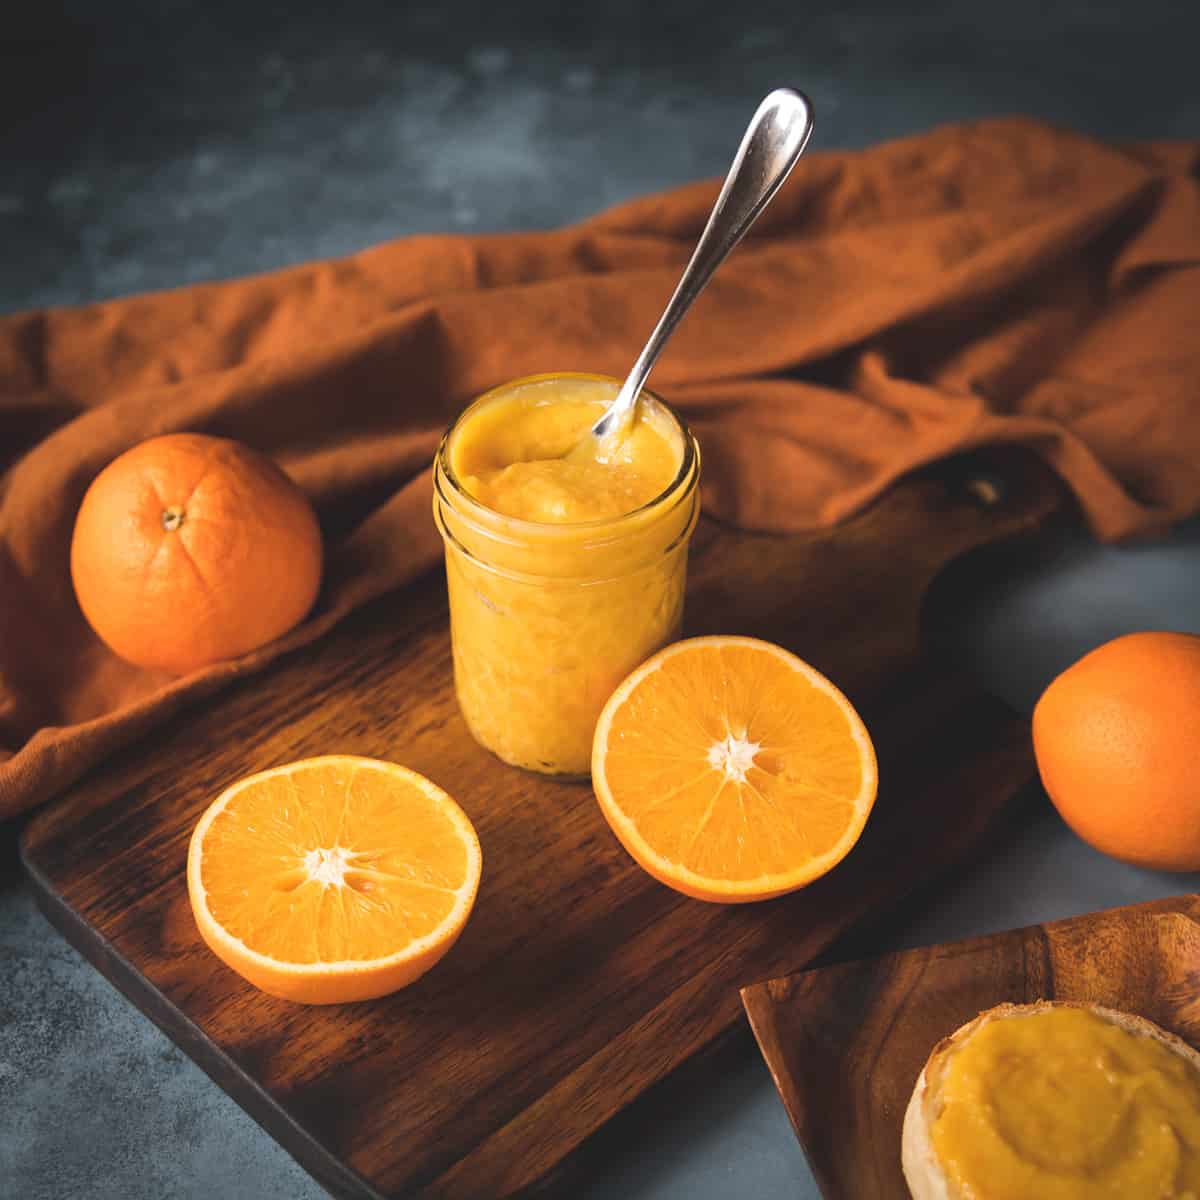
[{"xmin": 433, "ymin": 372, "xmax": 701, "ymax": 776}]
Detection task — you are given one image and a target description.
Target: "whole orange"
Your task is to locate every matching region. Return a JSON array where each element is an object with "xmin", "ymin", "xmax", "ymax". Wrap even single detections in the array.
[
  {"xmin": 1032, "ymin": 631, "xmax": 1200, "ymax": 871},
  {"xmin": 71, "ymin": 433, "xmax": 322, "ymax": 675}
]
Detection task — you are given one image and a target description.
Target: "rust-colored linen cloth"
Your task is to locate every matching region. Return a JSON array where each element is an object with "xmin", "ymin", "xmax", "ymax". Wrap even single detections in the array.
[{"xmin": 2, "ymin": 117, "xmax": 1199, "ymax": 817}]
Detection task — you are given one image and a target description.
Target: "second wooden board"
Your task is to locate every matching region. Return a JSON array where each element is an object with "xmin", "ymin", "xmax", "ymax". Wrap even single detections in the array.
[{"xmin": 742, "ymin": 893, "xmax": 1200, "ymax": 1200}]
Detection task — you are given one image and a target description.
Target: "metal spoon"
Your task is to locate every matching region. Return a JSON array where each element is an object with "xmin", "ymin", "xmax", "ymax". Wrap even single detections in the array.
[{"xmin": 567, "ymin": 87, "xmax": 814, "ymax": 464}]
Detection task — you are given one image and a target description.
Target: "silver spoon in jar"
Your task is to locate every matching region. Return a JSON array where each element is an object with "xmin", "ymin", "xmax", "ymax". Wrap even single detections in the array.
[{"xmin": 566, "ymin": 87, "xmax": 814, "ymax": 464}]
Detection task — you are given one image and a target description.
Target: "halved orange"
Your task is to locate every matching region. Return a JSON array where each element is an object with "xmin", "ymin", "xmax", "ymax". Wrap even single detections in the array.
[
  {"xmin": 592, "ymin": 636, "xmax": 877, "ymax": 903},
  {"xmin": 187, "ymin": 755, "xmax": 482, "ymax": 1003}
]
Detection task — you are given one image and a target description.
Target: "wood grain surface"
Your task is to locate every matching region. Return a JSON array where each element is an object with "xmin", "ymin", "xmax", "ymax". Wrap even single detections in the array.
[
  {"xmin": 741, "ymin": 894, "xmax": 1200, "ymax": 1200},
  {"xmin": 22, "ymin": 447, "xmax": 1063, "ymax": 1200}
]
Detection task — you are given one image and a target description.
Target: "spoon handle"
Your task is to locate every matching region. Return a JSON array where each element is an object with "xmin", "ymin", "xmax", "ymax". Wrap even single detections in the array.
[{"xmin": 590, "ymin": 88, "xmax": 815, "ymax": 446}]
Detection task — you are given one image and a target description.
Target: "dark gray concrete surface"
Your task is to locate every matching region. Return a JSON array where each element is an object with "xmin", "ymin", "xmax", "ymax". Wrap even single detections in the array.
[{"xmin": 2, "ymin": 2, "xmax": 1199, "ymax": 1197}]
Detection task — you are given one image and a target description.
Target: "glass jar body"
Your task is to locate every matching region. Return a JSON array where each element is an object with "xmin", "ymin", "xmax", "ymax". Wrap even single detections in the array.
[{"xmin": 433, "ymin": 373, "xmax": 700, "ymax": 776}]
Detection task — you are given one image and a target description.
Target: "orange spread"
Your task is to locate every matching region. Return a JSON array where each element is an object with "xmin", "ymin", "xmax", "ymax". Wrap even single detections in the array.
[
  {"xmin": 451, "ymin": 378, "xmax": 679, "ymax": 523},
  {"xmin": 931, "ymin": 1006, "xmax": 1200, "ymax": 1199}
]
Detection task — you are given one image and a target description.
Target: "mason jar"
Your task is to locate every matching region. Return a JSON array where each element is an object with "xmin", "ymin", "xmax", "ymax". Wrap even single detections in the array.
[{"xmin": 433, "ymin": 372, "xmax": 701, "ymax": 776}]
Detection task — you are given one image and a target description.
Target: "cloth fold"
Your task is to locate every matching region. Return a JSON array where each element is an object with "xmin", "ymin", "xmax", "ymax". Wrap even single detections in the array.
[{"xmin": 2, "ymin": 116, "xmax": 1199, "ymax": 818}]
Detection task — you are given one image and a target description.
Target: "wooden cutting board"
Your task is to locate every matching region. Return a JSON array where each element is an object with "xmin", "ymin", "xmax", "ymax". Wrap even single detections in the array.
[
  {"xmin": 741, "ymin": 894, "xmax": 1200, "ymax": 1200},
  {"xmin": 21, "ymin": 447, "xmax": 1063, "ymax": 1200}
]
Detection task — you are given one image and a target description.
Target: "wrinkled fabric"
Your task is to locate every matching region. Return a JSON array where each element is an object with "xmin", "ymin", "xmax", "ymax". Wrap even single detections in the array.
[{"xmin": 2, "ymin": 117, "xmax": 1198, "ymax": 817}]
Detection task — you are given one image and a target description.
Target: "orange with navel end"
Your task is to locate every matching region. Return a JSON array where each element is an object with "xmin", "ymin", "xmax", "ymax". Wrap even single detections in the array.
[
  {"xmin": 1033, "ymin": 631, "xmax": 1200, "ymax": 871},
  {"xmin": 70, "ymin": 433, "xmax": 322, "ymax": 675}
]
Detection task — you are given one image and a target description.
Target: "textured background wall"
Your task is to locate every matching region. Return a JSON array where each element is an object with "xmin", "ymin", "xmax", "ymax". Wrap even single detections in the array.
[{"xmin": 5, "ymin": 1, "xmax": 1198, "ymax": 312}]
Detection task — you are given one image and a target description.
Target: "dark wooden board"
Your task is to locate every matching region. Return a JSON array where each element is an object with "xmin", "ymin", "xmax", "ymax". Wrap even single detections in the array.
[
  {"xmin": 22, "ymin": 448, "xmax": 1063, "ymax": 1200},
  {"xmin": 741, "ymin": 894, "xmax": 1200, "ymax": 1200}
]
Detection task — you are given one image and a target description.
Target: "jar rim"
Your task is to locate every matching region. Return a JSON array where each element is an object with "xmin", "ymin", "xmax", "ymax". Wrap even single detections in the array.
[{"xmin": 434, "ymin": 371, "xmax": 699, "ymax": 537}]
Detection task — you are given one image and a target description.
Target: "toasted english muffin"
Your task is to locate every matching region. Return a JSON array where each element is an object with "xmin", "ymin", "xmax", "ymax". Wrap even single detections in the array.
[{"xmin": 901, "ymin": 999, "xmax": 1200, "ymax": 1200}]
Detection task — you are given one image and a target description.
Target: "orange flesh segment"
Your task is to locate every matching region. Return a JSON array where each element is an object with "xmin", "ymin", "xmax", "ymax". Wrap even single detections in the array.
[{"xmin": 199, "ymin": 760, "xmax": 472, "ymax": 964}]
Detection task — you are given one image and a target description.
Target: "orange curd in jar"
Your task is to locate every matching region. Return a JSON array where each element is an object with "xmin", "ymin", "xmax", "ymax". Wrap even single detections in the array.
[{"xmin": 433, "ymin": 372, "xmax": 700, "ymax": 775}]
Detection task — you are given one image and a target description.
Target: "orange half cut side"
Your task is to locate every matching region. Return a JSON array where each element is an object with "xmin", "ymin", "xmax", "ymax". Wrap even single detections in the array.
[
  {"xmin": 187, "ymin": 755, "xmax": 482, "ymax": 1003},
  {"xmin": 592, "ymin": 636, "xmax": 877, "ymax": 902}
]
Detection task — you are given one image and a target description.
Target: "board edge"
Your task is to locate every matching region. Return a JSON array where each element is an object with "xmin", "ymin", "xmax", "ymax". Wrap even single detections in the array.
[{"xmin": 19, "ymin": 838, "xmax": 389, "ymax": 1200}]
